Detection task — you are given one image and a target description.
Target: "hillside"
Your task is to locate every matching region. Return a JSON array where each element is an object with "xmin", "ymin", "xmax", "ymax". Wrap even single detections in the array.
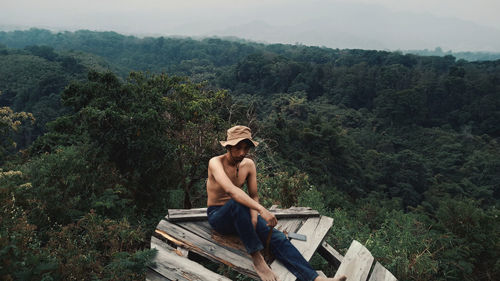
[{"xmin": 1, "ymin": 29, "xmax": 499, "ymax": 281}]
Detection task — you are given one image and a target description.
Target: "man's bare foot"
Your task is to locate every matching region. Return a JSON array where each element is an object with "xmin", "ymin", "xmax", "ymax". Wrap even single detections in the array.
[
  {"xmin": 315, "ymin": 275, "xmax": 347, "ymax": 281},
  {"xmin": 251, "ymin": 251, "xmax": 280, "ymax": 281}
]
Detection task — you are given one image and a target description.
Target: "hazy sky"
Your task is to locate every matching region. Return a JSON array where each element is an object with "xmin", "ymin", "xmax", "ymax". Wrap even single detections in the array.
[
  {"xmin": 351, "ymin": 0, "xmax": 500, "ymax": 28},
  {"xmin": 2, "ymin": 0, "xmax": 500, "ymax": 51}
]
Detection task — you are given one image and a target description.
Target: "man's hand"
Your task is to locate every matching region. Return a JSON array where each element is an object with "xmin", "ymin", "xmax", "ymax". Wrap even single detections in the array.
[{"xmin": 259, "ymin": 208, "xmax": 277, "ymax": 228}]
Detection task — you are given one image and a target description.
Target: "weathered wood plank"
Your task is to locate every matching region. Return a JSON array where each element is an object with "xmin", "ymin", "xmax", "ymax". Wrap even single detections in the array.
[
  {"xmin": 167, "ymin": 208, "xmax": 207, "ymax": 221},
  {"xmin": 179, "ymin": 218, "xmax": 304, "ymax": 239},
  {"xmin": 179, "ymin": 220, "xmax": 212, "ymax": 234},
  {"xmin": 276, "ymin": 218, "xmax": 305, "ymax": 235},
  {"xmin": 167, "ymin": 207, "xmax": 319, "ymax": 221},
  {"xmin": 317, "ymin": 241, "xmax": 344, "ymax": 269},
  {"xmin": 146, "ymin": 267, "xmax": 169, "ymax": 281},
  {"xmin": 368, "ymin": 262, "xmax": 397, "ymax": 281},
  {"xmin": 271, "ymin": 216, "xmax": 334, "ymax": 281},
  {"xmin": 148, "ymin": 236, "xmax": 231, "ymax": 281},
  {"xmin": 177, "ymin": 246, "xmax": 189, "ymax": 258},
  {"xmin": 177, "ymin": 221, "xmax": 248, "ymax": 255},
  {"xmin": 291, "ymin": 216, "xmax": 334, "ymax": 261},
  {"xmin": 175, "ymin": 218, "xmax": 306, "ymax": 258},
  {"xmin": 176, "ymin": 218, "xmax": 307, "ymax": 260},
  {"xmin": 334, "ymin": 240, "xmax": 374, "ymax": 281},
  {"xmin": 155, "ymin": 219, "xmax": 259, "ymax": 279},
  {"xmin": 175, "ymin": 221, "xmax": 217, "ymax": 242}
]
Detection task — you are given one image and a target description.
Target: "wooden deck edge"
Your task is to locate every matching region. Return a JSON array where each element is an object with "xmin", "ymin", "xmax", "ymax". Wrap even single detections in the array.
[
  {"xmin": 148, "ymin": 236, "xmax": 231, "ymax": 281},
  {"xmin": 146, "ymin": 267, "xmax": 169, "ymax": 281},
  {"xmin": 368, "ymin": 262, "xmax": 398, "ymax": 281},
  {"xmin": 151, "ymin": 208, "xmax": 399, "ymax": 281},
  {"xmin": 155, "ymin": 219, "xmax": 260, "ymax": 280},
  {"xmin": 334, "ymin": 240, "xmax": 374, "ymax": 281},
  {"xmin": 271, "ymin": 215, "xmax": 334, "ymax": 281},
  {"xmin": 167, "ymin": 206, "xmax": 320, "ymax": 221}
]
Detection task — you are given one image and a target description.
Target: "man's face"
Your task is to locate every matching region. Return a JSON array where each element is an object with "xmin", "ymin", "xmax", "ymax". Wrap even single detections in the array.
[{"xmin": 229, "ymin": 140, "xmax": 252, "ymax": 162}]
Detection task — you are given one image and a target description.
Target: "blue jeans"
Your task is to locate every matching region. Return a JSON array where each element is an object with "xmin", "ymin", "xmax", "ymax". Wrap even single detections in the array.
[{"xmin": 207, "ymin": 199, "xmax": 319, "ymax": 281}]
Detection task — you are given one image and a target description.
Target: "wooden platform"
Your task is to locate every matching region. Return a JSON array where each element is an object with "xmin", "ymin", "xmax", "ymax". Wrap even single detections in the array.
[{"xmin": 147, "ymin": 207, "xmax": 397, "ymax": 281}]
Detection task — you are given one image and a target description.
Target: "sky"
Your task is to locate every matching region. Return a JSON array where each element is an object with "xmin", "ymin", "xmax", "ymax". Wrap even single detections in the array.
[
  {"xmin": 1, "ymin": 0, "xmax": 500, "ymax": 52},
  {"xmin": 351, "ymin": 0, "xmax": 500, "ymax": 28}
]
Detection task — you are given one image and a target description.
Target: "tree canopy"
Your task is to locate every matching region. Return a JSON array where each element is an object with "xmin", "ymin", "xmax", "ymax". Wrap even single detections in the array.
[{"xmin": 1, "ymin": 29, "xmax": 499, "ymax": 281}]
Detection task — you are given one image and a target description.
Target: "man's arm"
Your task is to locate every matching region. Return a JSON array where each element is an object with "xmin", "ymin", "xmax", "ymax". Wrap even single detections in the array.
[
  {"xmin": 208, "ymin": 157, "xmax": 277, "ymax": 227},
  {"xmin": 246, "ymin": 159, "xmax": 260, "ymax": 229}
]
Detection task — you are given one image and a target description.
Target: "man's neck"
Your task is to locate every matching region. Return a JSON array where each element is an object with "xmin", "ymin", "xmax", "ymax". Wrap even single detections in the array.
[{"xmin": 224, "ymin": 153, "xmax": 240, "ymax": 167}]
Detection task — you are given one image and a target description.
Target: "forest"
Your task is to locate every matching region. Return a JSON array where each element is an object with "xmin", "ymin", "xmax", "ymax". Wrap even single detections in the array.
[{"xmin": 1, "ymin": 28, "xmax": 499, "ymax": 281}]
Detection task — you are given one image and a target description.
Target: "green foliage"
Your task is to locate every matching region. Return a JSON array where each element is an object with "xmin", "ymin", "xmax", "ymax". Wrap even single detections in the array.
[
  {"xmin": 258, "ymin": 171, "xmax": 311, "ymax": 208},
  {"xmin": 30, "ymin": 72, "xmax": 173, "ymax": 211},
  {"xmin": 0, "ymin": 46, "xmax": 90, "ymax": 149},
  {"xmin": 0, "ymin": 169, "xmax": 58, "ymax": 281},
  {"xmin": 366, "ymin": 210, "xmax": 439, "ymax": 281},
  {"xmin": 3, "ymin": 29, "xmax": 500, "ymax": 137},
  {"xmin": 375, "ymin": 88, "xmax": 427, "ymax": 126},
  {"xmin": 0, "ymin": 106, "xmax": 34, "ymax": 163},
  {"xmin": 160, "ymin": 75, "xmax": 232, "ymax": 208},
  {"xmin": 260, "ymin": 93, "xmax": 365, "ymax": 197},
  {"xmin": 432, "ymin": 198, "xmax": 500, "ymax": 280},
  {"xmin": 1, "ymin": 164, "xmax": 152, "ymax": 280},
  {"xmin": 22, "ymin": 145, "xmax": 129, "ymax": 228},
  {"xmin": 45, "ymin": 211, "xmax": 153, "ymax": 281}
]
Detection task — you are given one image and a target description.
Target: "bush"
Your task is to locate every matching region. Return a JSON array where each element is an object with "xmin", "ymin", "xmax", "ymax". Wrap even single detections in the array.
[{"xmin": 45, "ymin": 211, "xmax": 154, "ymax": 280}]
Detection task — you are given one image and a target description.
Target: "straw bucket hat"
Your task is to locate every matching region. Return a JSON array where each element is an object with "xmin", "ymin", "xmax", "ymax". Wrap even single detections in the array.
[{"xmin": 219, "ymin": 125, "xmax": 259, "ymax": 147}]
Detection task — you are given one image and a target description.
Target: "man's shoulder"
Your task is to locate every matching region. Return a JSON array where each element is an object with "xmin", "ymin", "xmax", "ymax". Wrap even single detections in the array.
[
  {"xmin": 241, "ymin": 157, "xmax": 256, "ymax": 167},
  {"xmin": 208, "ymin": 155, "xmax": 224, "ymax": 166}
]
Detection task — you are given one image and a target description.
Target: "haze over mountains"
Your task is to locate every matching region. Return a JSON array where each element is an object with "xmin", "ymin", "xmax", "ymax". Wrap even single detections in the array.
[
  {"xmin": 181, "ymin": 1, "xmax": 500, "ymax": 52},
  {"xmin": 1, "ymin": 0, "xmax": 500, "ymax": 52}
]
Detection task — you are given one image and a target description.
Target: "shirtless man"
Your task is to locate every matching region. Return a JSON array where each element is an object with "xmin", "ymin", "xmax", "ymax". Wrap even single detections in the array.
[{"xmin": 206, "ymin": 125, "xmax": 347, "ymax": 281}]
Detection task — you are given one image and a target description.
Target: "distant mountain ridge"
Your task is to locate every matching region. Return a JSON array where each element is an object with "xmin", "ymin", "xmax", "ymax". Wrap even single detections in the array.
[
  {"xmin": 162, "ymin": 1, "xmax": 500, "ymax": 52},
  {"xmin": 2, "ymin": 27, "xmax": 499, "ymax": 63},
  {"xmin": 404, "ymin": 47, "xmax": 500, "ymax": 62},
  {"xmin": 1, "ymin": 1, "xmax": 500, "ymax": 52}
]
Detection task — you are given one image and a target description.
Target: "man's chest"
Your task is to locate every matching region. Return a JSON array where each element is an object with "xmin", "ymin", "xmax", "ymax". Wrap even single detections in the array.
[{"xmin": 222, "ymin": 165, "xmax": 247, "ymax": 188}]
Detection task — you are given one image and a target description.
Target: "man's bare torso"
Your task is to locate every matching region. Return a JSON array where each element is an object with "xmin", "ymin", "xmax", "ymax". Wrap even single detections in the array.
[{"xmin": 206, "ymin": 155, "xmax": 253, "ymax": 206}]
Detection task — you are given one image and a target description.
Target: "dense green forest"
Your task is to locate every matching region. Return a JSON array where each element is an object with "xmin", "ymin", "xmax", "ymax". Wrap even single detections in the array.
[{"xmin": 1, "ymin": 29, "xmax": 499, "ymax": 281}]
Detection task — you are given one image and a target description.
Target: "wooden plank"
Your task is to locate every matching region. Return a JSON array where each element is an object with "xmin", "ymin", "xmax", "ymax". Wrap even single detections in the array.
[
  {"xmin": 271, "ymin": 216, "xmax": 334, "ymax": 281},
  {"xmin": 167, "ymin": 207, "xmax": 319, "ymax": 221},
  {"xmin": 148, "ymin": 236, "xmax": 231, "ymax": 281},
  {"xmin": 176, "ymin": 218, "xmax": 306, "ymax": 260},
  {"xmin": 177, "ymin": 246, "xmax": 189, "ymax": 257},
  {"xmin": 334, "ymin": 240, "xmax": 374, "ymax": 281},
  {"xmin": 368, "ymin": 262, "xmax": 397, "ymax": 281},
  {"xmin": 179, "ymin": 217, "xmax": 304, "ymax": 238},
  {"xmin": 176, "ymin": 221, "xmax": 248, "ymax": 255},
  {"xmin": 179, "ymin": 220, "xmax": 213, "ymax": 234},
  {"xmin": 290, "ymin": 216, "xmax": 334, "ymax": 260},
  {"xmin": 167, "ymin": 208, "xmax": 207, "ymax": 221},
  {"xmin": 276, "ymin": 218, "xmax": 305, "ymax": 235},
  {"xmin": 317, "ymin": 241, "xmax": 344, "ymax": 268},
  {"xmin": 273, "ymin": 207, "xmax": 319, "ymax": 218},
  {"xmin": 155, "ymin": 219, "xmax": 259, "ymax": 279},
  {"xmin": 177, "ymin": 218, "xmax": 304, "ymax": 242},
  {"xmin": 146, "ymin": 267, "xmax": 169, "ymax": 281},
  {"xmin": 175, "ymin": 221, "xmax": 216, "ymax": 242}
]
